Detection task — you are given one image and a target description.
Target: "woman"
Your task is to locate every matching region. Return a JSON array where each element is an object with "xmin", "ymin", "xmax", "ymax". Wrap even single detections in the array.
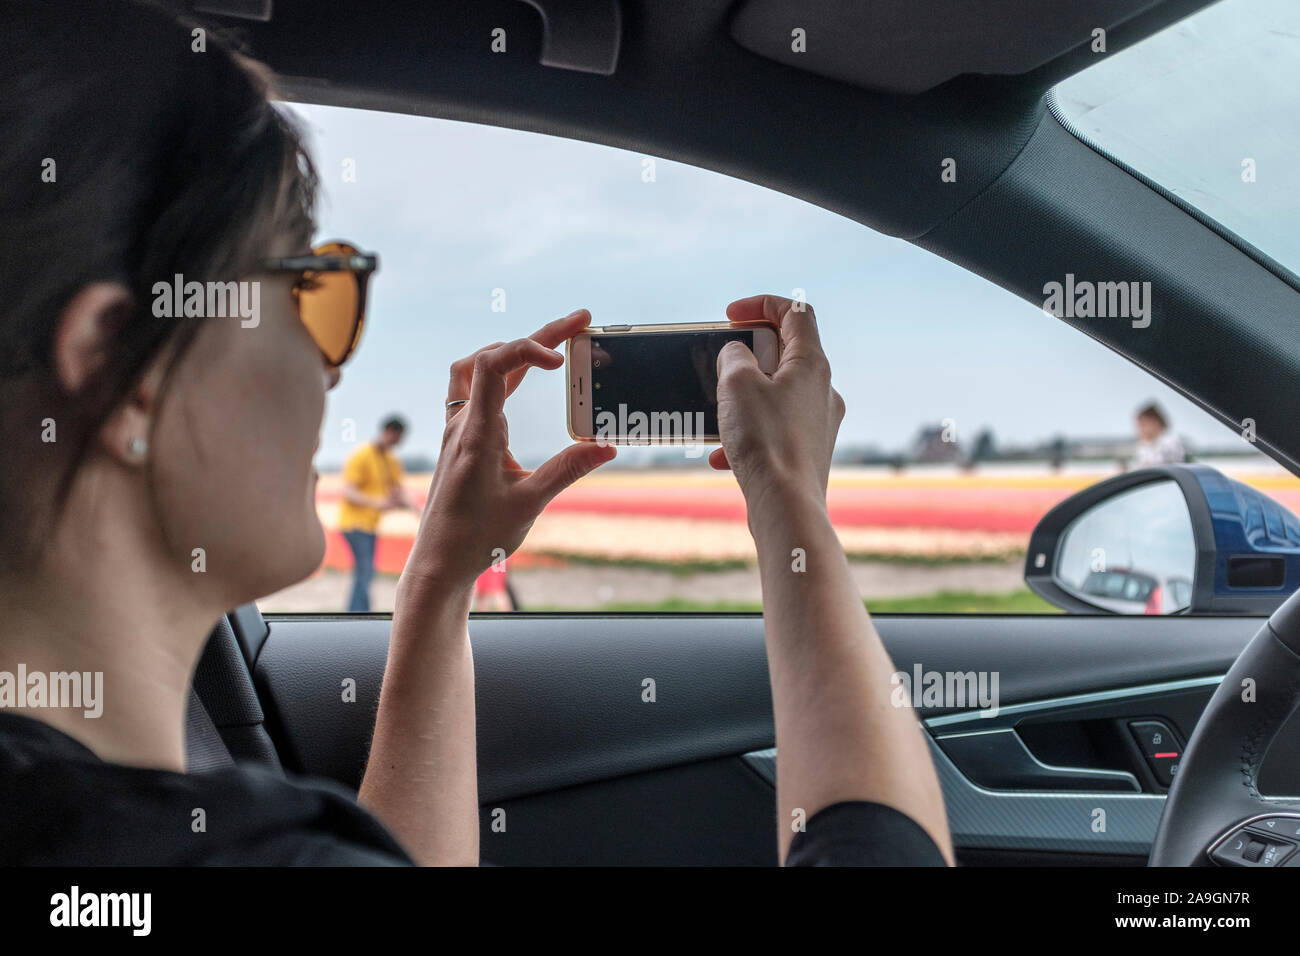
[
  {"xmin": 1133, "ymin": 402, "xmax": 1187, "ymax": 467},
  {"xmin": 0, "ymin": 0, "xmax": 952, "ymax": 866}
]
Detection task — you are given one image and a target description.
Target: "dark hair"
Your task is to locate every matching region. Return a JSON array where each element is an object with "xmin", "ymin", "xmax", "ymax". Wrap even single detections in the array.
[
  {"xmin": 1136, "ymin": 402, "xmax": 1168, "ymax": 430},
  {"xmin": 381, "ymin": 416, "xmax": 408, "ymax": 434},
  {"xmin": 0, "ymin": 0, "xmax": 318, "ymax": 569}
]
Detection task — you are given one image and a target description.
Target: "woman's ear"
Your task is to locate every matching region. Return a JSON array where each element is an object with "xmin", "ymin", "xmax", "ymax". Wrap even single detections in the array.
[
  {"xmin": 52, "ymin": 282, "xmax": 133, "ymax": 392},
  {"xmin": 51, "ymin": 281, "xmax": 156, "ymax": 467}
]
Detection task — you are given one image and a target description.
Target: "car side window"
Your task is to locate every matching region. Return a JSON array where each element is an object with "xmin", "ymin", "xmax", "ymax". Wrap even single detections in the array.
[{"xmin": 256, "ymin": 103, "xmax": 1292, "ymax": 616}]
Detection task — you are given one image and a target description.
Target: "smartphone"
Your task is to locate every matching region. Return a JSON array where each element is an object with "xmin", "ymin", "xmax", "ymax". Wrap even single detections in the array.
[{"xmin": 567, "ymin": 321, "xmax": 781, "ymax": 444}]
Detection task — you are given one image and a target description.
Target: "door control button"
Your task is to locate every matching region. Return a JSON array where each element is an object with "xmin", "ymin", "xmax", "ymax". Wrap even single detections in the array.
[{"xmin": 1128, "ymin": 720, "xmax": 1182, "ymax": 787}]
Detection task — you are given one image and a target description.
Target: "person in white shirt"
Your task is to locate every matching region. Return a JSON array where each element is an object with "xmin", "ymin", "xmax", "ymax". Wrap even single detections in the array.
[{"xmin": 1134, "ymin": 402, "xmax": 1186, "ymax": 467}]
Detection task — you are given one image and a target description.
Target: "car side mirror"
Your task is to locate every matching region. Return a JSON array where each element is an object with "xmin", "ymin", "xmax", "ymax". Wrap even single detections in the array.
[{"xmin": 1024, "ymin": 464, "xmax": 1300, "ymax": 615}]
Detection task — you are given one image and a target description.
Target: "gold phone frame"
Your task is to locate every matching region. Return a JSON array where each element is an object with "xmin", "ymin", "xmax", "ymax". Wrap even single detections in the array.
[{"xmin": 565, "ymin": 320, "xmax": 781, "ymax": 444}]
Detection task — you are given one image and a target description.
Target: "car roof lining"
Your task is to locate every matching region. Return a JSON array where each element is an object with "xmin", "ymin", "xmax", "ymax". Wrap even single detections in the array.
[
  {"xmin": 189, "ymin": 0, "xmax": 1223, "ymax": 239},
  {"xmin": 176, "ymin": 0, "xmax": 1300, "ymax": 475}
]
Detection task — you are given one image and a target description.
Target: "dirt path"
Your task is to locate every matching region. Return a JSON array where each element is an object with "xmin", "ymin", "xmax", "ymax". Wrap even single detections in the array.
[{"xmin": 258, "ymin": 560, "xmax": 1025, "ymax": 613}]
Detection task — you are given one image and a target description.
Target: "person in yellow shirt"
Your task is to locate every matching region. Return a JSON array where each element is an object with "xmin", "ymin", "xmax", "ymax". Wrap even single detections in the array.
[{"xmin": 339, "ymin": 416, "xmax": 414, "ymax": 611}]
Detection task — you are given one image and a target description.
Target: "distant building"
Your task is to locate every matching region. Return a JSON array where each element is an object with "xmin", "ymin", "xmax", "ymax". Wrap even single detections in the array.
[{"xmin": 910, "ymin": 425, "xmax": 961, "ymax": 463}]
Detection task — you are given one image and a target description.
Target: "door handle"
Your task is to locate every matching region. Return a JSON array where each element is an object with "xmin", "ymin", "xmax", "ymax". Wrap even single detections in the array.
[{"xmin": 935, "ymin": 728, "xmax": 1140, "ymax": 792}]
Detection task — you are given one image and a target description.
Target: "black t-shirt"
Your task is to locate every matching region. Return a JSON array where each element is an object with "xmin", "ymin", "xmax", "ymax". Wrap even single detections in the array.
[
  {"xmin": 0, "ymin": 712, "xmax": 946, "ymax": 866},
  {"xmin": 786, "ymin": 800, "xmax": 948, "ymax": 866},
  {"xmin": 0, "ymin": 712, "xmax": 413, "ymax": 866}
]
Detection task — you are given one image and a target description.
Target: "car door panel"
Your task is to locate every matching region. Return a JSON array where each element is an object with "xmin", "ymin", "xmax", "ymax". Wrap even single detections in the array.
[{"xmin": 253, "ymin": 612, "xmax": 1278, "ymax": 864}]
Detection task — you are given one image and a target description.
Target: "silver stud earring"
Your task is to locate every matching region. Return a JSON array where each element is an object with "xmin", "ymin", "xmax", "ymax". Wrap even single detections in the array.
[{"xmin": 127, "ymin": 437, "xmax": 148, "ymax": 459}]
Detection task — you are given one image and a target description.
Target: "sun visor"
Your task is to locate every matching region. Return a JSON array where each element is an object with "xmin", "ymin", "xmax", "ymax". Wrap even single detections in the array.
[{"xmin": 729, "ymin": 0, "xmax": 1161, "ymax": 95}]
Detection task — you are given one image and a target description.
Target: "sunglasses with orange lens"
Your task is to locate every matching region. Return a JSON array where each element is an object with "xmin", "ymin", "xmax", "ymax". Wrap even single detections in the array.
[{"xmin": 264, "ymin": 241, "xmax": 378, "ymax": 367}]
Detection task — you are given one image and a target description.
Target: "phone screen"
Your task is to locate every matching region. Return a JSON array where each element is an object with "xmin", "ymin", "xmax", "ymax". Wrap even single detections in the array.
[{"xmin": 590, "ymin": 328, "xmax": 755, "ymax": 441}]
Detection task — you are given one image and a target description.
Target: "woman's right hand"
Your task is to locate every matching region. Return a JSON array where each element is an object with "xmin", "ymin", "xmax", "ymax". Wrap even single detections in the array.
[
  {"xmin": 401, "ymin": 310, "xmax": 616, "ymax": 596},
  {"xmin": 710, "ymin": 295, "xmax": 845, "ymax": 520}
]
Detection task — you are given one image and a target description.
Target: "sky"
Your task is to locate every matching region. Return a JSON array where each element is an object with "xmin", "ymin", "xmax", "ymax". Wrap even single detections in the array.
[{"xmin": 280, "ymin": 6, "xmax": 1282, "ymax": 469}]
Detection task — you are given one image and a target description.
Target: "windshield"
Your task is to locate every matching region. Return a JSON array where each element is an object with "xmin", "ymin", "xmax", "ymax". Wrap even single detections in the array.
[{"xmin": 1052, "ymin": 0, "xmax": 1300, "ymax": 277}]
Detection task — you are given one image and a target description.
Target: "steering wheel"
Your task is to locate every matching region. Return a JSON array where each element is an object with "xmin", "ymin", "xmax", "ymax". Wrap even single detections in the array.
[{"xmin": 1150, "ymin": 587, "xmax": 1300, "ymax": 866}]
